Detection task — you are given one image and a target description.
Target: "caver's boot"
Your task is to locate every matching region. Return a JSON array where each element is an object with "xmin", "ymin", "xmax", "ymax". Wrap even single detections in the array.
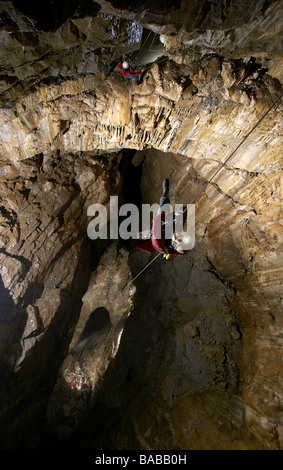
[{"xmin": 162, "ymin": 178, "xmax": 169, "ymax": 198}]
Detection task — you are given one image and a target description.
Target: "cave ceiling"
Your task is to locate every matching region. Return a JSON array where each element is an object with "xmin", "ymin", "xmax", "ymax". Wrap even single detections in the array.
[{"xmin": 0, "ymin": 0, "xmax": 282, "ymax": 453}]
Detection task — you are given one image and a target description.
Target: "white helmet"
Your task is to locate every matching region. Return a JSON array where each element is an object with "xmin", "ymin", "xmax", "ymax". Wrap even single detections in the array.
[
  {"xmin": 175, "ymin": 245, "xmax": 185, "ymax": 254},
  {"xmin": 122, "ymin": 61, "xmax": 129, "ymax": 69}
]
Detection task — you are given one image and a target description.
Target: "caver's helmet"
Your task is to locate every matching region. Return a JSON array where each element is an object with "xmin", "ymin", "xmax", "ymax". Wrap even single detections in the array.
[
  {"xmin": 175, "ymin": 245, "xmax": 185, "ymax": 254},
  {"xmin": 122, "ymin": 61, "xmax": 129, "ymax": 69}
]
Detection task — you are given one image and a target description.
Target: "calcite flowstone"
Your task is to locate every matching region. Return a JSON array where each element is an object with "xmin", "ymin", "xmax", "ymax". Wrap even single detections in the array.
[{"xmin": 0, "ymin": 0, "xmax": 282, "ymax": 451}]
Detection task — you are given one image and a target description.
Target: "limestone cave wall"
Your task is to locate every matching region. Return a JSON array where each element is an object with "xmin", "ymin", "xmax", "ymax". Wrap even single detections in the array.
[{"xmin": 0, "ymin": 0, "xmax": 282, "ymax": 450}]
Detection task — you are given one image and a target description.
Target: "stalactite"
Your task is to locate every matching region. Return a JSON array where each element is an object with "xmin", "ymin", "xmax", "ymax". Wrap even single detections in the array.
[{"xmin": 0, "ymin": 0, "xmax": 282, "ymax": 452}]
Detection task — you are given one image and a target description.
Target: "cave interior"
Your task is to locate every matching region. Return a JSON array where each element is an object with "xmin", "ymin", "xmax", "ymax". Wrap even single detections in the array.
[{"xmin": 0, "ymin": 0, "xmax": 282, "ymax": 452}]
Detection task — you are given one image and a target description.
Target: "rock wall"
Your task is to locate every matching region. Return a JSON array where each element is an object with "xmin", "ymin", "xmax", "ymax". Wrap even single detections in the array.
[
  {"xmin": 0, "ymin": 0, "xmax": 282, "ymax": 450},
  {"xmin": 77, "ymin": 147, "xmax": 282, "ymax": 450},
  {"xmin": 0, "ymin": 147, "xmax": 124, "ymax": 447},
  {"xmin": 46, "ymin": 242, "xmax": 133, "ymax": 442}
]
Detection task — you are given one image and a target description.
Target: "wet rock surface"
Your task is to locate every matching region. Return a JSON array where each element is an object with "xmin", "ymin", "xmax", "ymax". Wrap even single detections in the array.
[{"xmin": 0, "ymin": 0, "xmax": 282, "ymax": 450}]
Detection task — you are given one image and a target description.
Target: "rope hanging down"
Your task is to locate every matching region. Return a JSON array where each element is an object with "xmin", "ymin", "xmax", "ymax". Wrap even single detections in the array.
[
  {"xmin": 123, "ymin": 90, "xmax": 283, "ymax": 292},
  {"xmin": 181, "ymin": 90, "xmax": 283, "ymax": 210}
]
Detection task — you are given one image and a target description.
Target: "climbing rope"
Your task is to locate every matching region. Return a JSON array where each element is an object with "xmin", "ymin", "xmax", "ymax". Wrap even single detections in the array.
[
  {"xmin": 1, "ymin": 4, "xmax": 281, "ymax": 289},
  {"xmin": 177, "ymin": 89, "xmax": 283, "ymax": 215},
  {"xmin": 134, "ymin": 29, "xmax": 154, "ymax": 64},
  {"xmin": 123, "ymin": 89, "xmax": 283, "ymax": 291},
  {"xmin": 148, "ymin": 32, "xmax": 157, "ymax": 54},
  {"xmin": 121, "ymin": 251, "xmax": 162, "ymax": 292}
]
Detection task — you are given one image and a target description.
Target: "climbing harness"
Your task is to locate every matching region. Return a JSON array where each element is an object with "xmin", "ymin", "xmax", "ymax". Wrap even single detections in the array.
[{"xmin": 163, "ymin": 254, "xmax": 175, "ymax": 261}]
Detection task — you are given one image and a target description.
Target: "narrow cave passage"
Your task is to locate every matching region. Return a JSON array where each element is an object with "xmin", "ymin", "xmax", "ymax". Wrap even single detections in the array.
[
  {"xmin": 70, "ymin": 148, "xmax": 244, "ymax": 450},
  {"xmin": 1, "ymin": 141, "xmax": 281, "ymax": 451},
  {"xmin": 37, "ymin": 147, "xmax": 245, "ymax": 450},
  {"xmin": 49, "ymin": 144, "xmax": 281, "ymax": 451},
  {"xmin": 0, "ymin": 0, "xmax": 282, "ymax": 453}
]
